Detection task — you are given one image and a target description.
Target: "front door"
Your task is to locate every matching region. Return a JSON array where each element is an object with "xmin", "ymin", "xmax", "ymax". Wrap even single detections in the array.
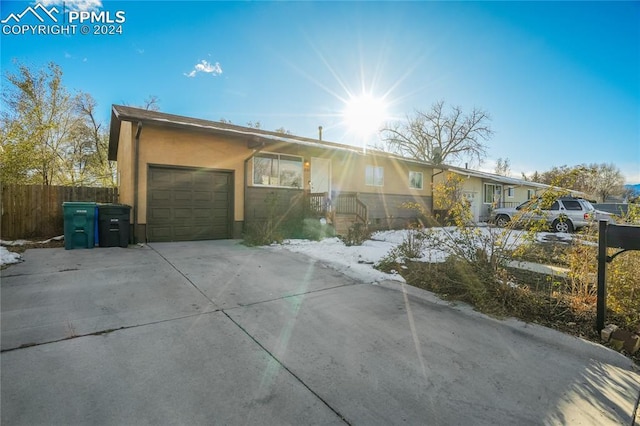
[{"xmin": 310, "ymin": 158, "xmax": 331, "ymax": 194}]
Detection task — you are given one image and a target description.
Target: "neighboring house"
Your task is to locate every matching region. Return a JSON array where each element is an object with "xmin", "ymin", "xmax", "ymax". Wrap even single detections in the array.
[
  {"xmin": 108, "ymin": 105, "xmax": 435, "ymax": 242},
  {"xmin": 437, "ymin": 166, "xmax": 583, "ymax": 223}
]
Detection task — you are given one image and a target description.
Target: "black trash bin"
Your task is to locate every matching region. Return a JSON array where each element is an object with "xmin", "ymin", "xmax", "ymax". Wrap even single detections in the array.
[{"xmin": 97, "ymin": 204, "xmax": 131, "ymax": 248}]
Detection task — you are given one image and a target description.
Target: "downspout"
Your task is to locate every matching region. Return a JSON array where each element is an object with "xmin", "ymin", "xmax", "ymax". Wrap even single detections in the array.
[
  {"xmin": 243, "ymin": 140, "xmax": 266, "ymax": 236},
  {"xmin": 134, "ymin": 121, "xmax": 142, "ymax": 244},
  {"xmin": 431, "ymin": 168, "xmax": 444, "ymax": 213}
]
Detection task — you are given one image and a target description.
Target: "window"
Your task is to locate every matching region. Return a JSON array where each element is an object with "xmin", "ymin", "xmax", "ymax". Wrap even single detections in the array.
[
  {"xmin": 409, "ymin": 171, "xmax": 423, "ymax": 190},
  {"xmin": 253, "ymin": 153, "xmax": 303, "ymax": 188},
  {"xmin": 527, "ymin": 189, "xmax": 535, "ymax": 200},
  {"xmin": 506, "ymin": 187, "xmax": 514, "ymax": 198},
  {"xmin": 365, "ymin": 166, "xmax": 384, "ymax": 186},
  {"xmin": 483, "ymin": 183, "xmax": 502, "ymax": 204},
  {"xmin": 562, "ymin": 200, "xmax": 582, "ymax": 211}
]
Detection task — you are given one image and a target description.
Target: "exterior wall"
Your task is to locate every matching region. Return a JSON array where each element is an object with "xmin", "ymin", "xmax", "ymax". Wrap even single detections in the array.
[
  {"xmin": 245, "ymin": 186, "xmax": 305, "ymax": 224},
  {"xmin": 435, "ymin": 172, "xmax": 543, "ymax": 223},
  {"xmin": 116, "ymin": 121, "xmax": 134, "ymax": 210},
  {"xmin": 119, "ymin": 123, "xmax": 435, "ymax": 239},
  {"xmin": 248, "ymin": 146, "xmax": 434, "ymax": 230},
  {"xmin": 461, "ymin": 176, "xmax": 483, "ymax": 222},
  {"xmin": 358, "ymin": 193, "xmax": 432, "ymax": 230},
  {"xmin": 331, "ymin": 153, "xmax": 433, "ymax": 197},
  {"xmin": 135, "ymin": 125, "xmax": 249, "ymax": 228}
]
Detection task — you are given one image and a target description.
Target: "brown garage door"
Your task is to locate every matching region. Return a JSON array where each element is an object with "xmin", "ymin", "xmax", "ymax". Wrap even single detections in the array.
[{"xmin": 147, "ymin": 166, "xmax": 232, "ymax": 242}]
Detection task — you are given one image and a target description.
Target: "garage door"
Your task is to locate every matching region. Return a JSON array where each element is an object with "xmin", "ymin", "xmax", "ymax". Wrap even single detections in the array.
[{"xmin": 147, "ymin": 166, "xmax": 232, "ymax": 242}]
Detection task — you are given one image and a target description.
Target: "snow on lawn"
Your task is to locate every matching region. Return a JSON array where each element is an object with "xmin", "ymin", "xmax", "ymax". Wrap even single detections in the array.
[
  {"xmin": 272, "ymin": 227, "xmax": 573, "ymax": 285},
  {"xmin": 273, "ymin": 234, "xmax": 405, "ymax": 284},
  {"xmin": 1, "ymin": 246, "xmax": 22, "ymax": 266},
  {"xmin": 0, "ymin": 236, "xmax": 63, "ymax": 267}
]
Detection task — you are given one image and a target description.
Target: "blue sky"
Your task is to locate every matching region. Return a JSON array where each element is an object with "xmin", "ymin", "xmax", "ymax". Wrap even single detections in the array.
[{"xmin": 2, "ymin": 0, "xmax": 639, "ymax": 183}]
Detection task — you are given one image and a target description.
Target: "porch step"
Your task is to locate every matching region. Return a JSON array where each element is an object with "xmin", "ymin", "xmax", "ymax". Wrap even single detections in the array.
[{"xmin": 333, "ymin": 214, "xmax": 357, "ymax": 235}]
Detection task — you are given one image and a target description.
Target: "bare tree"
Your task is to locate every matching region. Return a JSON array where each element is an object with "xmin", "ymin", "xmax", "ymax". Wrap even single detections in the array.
[
  {"xmin": 494, "ymin": 157, "xmax": 511, "ymax": 176},
  {"xmin": 529, "ymin": 163, "xmax": 625, "ymax": 202},
  {"xmin": 143, "ymin": 95, "xmax": 160, "ymax": 111},
  {"xmin": 585, "ymin": 163, "xmax": 625, "ymax": 202},
  {"xmin": 274, "ymin": 127, "xmax": 291, "ymax": 135},
  {"xmin": 75, "ymin": 94, "xmax": 117, "ymax": 186},
  {"xmin": 380, "ymin": 100, "xmax": 493, "ymax": 166}
]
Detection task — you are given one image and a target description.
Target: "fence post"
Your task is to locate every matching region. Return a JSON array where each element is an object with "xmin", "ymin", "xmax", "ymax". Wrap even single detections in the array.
[{"xmin": 596, "ymin": 220, "xmax": 608, "ymax": 332}]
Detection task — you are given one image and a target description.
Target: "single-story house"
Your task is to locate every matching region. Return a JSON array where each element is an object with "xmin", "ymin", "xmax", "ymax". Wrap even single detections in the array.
[
  {"xmin": 437, "ymin": 165, "xmax": 584, "ymax": 222},
  {"xmin": 108, "ymin": 105, "xmax": 436, "ymax": 242}
]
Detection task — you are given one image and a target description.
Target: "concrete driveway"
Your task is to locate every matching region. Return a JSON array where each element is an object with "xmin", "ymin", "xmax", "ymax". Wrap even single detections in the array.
[{"xmin": 1, "ymin": 240, "xmax": 639, "ymax": 425}]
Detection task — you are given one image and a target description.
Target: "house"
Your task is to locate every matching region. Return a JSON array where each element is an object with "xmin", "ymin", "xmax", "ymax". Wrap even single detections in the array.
[
  {"xmin": 437, "ymin": 165, "xmax": 583, "ymax": 222},
  {"xmin": 108, "ymin": 105, "xmax": 435, "ymax": 243}
]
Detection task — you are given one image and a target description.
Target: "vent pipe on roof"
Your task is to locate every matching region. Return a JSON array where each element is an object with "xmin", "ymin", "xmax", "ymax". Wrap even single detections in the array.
[
  {"xmin": 318, "ymin": 126, "xmax": 323, "ymax": 141},
  {"xmin": 465, "ymin": 162, "xmax": 468, "ymax": 169}
]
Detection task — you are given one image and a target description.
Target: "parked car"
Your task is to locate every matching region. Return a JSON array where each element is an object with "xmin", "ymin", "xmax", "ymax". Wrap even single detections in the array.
[{"xmin": 490, "ymin": 197, "xmax": 614, "ymax": 233}]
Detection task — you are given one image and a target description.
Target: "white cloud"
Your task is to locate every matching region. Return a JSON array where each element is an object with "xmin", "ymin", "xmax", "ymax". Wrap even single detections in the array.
[
  {"xmin": 184, "ymin": 60, "xmax": 223, "ymax": 78},
  {"xmin": 38, "ymin": 0, "xmax": 102, "ymax": 11}
]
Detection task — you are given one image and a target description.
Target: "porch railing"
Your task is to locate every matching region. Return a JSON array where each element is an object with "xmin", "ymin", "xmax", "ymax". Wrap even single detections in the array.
[
  {"xmin": 306, "ymin": 192, "xmax": 368, "ymax": 227},
  {"xmin": 494, "ymin": 201, "xmax": 521, "ymax": 209},
  {"xmin": 334, "ymin": 192, "xmax": 368, "ymax": 226}
]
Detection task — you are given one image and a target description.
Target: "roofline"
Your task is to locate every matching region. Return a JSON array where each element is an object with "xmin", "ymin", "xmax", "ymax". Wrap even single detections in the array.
[
  {"xmin": 444, "ymin": 165, "xmax": 586, "ymax": 195},
  {"xmin": 109, "ymin": 104, "xmax": 429, "ymax": 163}
]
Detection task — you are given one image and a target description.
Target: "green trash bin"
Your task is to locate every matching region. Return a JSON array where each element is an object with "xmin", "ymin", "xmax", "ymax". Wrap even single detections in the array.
[
  {"xmin": 97, "ymin": 204, "xmax": 131, "ymax": 248},
  {"xmin": 63, "ymin": 202, "xmax": 98, "ymax": 250}
]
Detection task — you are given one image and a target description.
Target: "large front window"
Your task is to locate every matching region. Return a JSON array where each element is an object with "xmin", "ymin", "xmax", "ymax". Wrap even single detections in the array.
[
  {"xmin": 253, "ymin": 153, "xmax": 303, "ymax": 188},
  {"xmin": 483, "ymin": 183, "xmax": 502, "ymax": 204}
]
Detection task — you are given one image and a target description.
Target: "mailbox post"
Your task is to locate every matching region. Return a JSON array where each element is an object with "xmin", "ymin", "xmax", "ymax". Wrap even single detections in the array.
[{"xmin": 596, "ymin": 220, "xmax": 640, "ymax": 331}]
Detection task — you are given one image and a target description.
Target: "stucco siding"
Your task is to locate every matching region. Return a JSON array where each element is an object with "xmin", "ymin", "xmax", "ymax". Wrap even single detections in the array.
[
  {"xmin": 116, "ymin": 121, "xmax": 134, "ymax": 208},
  {"xmin": 136, "ymin": 125, "xmax": 248, "ymax": 225}
]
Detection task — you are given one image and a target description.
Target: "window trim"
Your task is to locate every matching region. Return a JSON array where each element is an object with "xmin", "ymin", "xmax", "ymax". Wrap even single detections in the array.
[
  {"xmin": 409, "ymin": 171, "xmax": 424, "ymax": 190},
  {"xmin": 506, "ymin": 187, "xmax": 514, "ymax": 198},
  {"xmin": 483, "ymin": 183, "xmax": 503, "ymax": 204},
  {"xmin": 252, "ymin": 151, "xmax": 304, "ymax": 189},
  {"xmin": 365, "ymin": 165, "xmax": 384, "ymax": 187}
]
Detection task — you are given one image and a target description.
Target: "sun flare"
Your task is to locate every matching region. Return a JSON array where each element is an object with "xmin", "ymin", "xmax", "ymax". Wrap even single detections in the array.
[{"xmin": 343, "ymin": 94, "xmax": 388, "ymax": 138}]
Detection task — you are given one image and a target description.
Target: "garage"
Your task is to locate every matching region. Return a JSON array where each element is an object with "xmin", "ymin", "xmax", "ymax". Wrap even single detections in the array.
[{"xmin": 147, "ymin": 166, "xmax": 233, "ymax": 242}]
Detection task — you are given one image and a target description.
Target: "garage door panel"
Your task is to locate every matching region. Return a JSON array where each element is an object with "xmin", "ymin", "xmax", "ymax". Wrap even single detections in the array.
[
  {"xmin": 194, "ymin": 191, "xmax": 213, "ymax": 202},
  {"xmin": 147, "ymin": 166, "xmax": 232, "ymax": 242},
  {"xmin": 148, "ymin": 226, "xmax": 172, "ymax": 241},
  {"xmin": 150, "ymin": 190, "xmax": 171, "ymax": 203},
  {"xmin": 193, "ymin": 208, "xmax": 213, "ymax": 219},
  {"xmin": 149, "ymin": 169, "xmax": 173, "ymax": 186},
  {"xmin": 173, "ymin": 208, "xmax": 193, "ymax": 220},
  {"xmin": 193, "ymin": 173, "xmax": 215, "ymax": 186},
  {"xmin": 149, "ymin": 207, "xmax": 172, "ymax": 221},
  {"xmin": 214, "ymin": 193, "xmax": 228, "ymax": 202},
  {"xmin": 174, "ymin": 191, "xmax": 193, "ymax": 203}
]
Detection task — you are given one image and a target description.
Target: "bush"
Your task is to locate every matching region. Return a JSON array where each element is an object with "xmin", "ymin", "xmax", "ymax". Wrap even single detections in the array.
[
  {"xmin": 301, "ymin": 218, "xmax": 335, "ymax": 241},
  {"xmin": 243, "ymin": 192, "xmax": 284, "ymax": 246},
  {"xmin": 243, "ymin": 221, "xmax": 283, "ymax": 246},
  {"xmin": 339, "ymin": 222, "xmax": 371, "ymax": 246}
]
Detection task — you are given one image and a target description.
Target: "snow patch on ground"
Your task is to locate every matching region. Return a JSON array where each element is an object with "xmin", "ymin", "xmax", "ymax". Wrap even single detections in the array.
[
  {"xmin": 272, "ymin": 235, "xmax": 405, "ymax": 284},
  {"xmin": 272, "ymin": 228, "xmax": 574, "ymax": 285},
  {"xmin": 1, "ymin": 247, "xmax": 22, "ymax": 266}
]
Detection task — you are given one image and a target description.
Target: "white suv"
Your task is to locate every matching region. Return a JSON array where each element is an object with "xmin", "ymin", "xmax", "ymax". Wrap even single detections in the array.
[{"xmin": 490, "ymin": 197, "xmax": 613, "ymax": 233}]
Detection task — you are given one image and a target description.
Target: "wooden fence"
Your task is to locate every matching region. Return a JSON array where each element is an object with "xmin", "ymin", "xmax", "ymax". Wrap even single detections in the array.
[{"xmin": 1, "ymin": 184, "xmax": 118, "ymax": 240}]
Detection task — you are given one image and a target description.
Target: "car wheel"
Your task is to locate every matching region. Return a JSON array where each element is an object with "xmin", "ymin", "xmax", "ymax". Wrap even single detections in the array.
[
  {"xmin": 552, "ymin": 219, "xmax": 573, "ymax": 233},
  {"xmin": 495, "ymin": 214, "xmax": 510, "ymax": 227}
]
